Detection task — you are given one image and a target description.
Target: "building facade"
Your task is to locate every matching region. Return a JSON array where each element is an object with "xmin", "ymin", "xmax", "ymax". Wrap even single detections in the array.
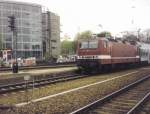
[
  {"xmin": 42, "ymin": 11, "xmax": 60, "ymax": 60},
  {"xmin": 0, "ymin": 1, "xmax": 42, "ymax": 59}
]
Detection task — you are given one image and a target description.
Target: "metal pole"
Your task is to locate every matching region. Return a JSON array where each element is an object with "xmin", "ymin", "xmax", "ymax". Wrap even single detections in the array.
[
  {"xmin": 8, "ymin": 15, "xmax": 18, "ymax": 73},
  {"xmin": 13, "ymin": 30, "xmax": 17, "ymax": 64},
  {"xmin": 26, "ymin": 80, "xmax": 28, "ymax": 103},
  {"xmin": 24, "ymin": 75, "xmax": 30, "ymax": 103},
  {"xmin": 47, "ymin": 11, "xmax": 52, "ymax": 60},
  {"xmin": 15, "ymin": 30, "xmax": 17, "ymax": 65},
  {"xmin": 32, "ymin": 77, "xmax": 34, "ymax": 99}
]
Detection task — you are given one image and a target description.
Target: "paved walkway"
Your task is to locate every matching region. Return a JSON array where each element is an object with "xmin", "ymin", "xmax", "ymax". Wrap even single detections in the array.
[{"xmin": 0, "ymin": 67, "xmax": 77, "ymax": 79}]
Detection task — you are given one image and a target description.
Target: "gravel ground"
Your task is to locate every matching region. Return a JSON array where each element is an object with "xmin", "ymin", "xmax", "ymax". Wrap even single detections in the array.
[
  {"xmin": 138, "ymin": 95, "xmax": 150, "ymax": 114},
  {"xmin": 0, "ymin": 69, "xmax": 137, "ymax": 104},
  {"xmin": 0, "ymin": 68, "xmax": 150, "ymax": 114}
]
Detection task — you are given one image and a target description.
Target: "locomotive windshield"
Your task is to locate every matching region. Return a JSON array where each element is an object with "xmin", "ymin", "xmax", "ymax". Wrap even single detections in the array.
[
  {"xmin": 80, "ymin": 42, "xmax": 88, "ymax": 49},
  {"xmin": 80, "ymin": 41, "xmax": 98, "ymax": 49}
]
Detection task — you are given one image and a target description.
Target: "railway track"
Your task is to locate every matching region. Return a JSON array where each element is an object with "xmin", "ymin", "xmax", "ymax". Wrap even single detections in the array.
[
  {"xmin": 137, "ymin": 96, "xmax": 150, "ymax": 114},
  {"xmin": 71, "ymin": 75, "xmax": 150, "ymax": 114},
  {"xmin": 0, "ymin": 73, "xmax": 87, "ymax": 95}
]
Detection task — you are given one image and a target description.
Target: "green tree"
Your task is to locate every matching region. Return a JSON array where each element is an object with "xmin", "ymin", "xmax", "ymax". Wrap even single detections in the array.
[
  {"xmin": 73, "ymin": 30, "xmax": 93, "ymax": 53},
  {"xmin": 75, "ymin": 30, "xmax": 93, "ymax": 40},
  {"xmin": 97, "ymin": 31, "xmax": 111, "ymax": 37},
  {"xmin": 61, "ymin": 40, "xmax": 76, "ymax": 56}
]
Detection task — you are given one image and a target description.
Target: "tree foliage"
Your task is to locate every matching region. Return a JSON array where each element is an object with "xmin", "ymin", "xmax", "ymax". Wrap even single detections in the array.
[
  {"xmin": 61, "ymin": 40, "xmax": 76, "ymax": 56},
  {"xmin": 75, "ymin": 30, "xmax": 93, "ymax": 40},
  {"xmin": 97, "ymin": 31, "xmax": 111, "ymax": 37}
]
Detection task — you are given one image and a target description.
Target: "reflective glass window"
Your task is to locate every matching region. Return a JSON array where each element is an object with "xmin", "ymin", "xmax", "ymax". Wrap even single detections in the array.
[
  {"xmin": 5, "ymin": 43, "xmax": 12, "ymax": 49},
  {"xmin": 23, "ymin": 43, "xmax": 30, "ymax": 49}
]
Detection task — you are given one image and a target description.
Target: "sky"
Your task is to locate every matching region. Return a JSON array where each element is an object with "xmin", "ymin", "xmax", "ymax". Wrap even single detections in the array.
[{"xmin": 9, "ymin": 0, "xmax": 150, "ymax": 38}]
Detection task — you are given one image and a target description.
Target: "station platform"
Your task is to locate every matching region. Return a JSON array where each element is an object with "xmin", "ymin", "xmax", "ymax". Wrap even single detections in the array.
[{"xmin": 0, "ymin": 67, "xmax": 77, "ymax": 79}]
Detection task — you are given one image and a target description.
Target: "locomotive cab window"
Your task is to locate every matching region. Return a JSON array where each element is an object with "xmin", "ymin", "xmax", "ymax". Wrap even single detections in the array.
[
  {"xmin": 89, "ymin": 41, "xmax": 98, "ymax": 49},
  {"xmin": 80, "ymin": 41, "xmax": 88, "ymax": 49},
  {"xmin": 80, "ymin": 40, "xmax": 98, "ymax": 49}
]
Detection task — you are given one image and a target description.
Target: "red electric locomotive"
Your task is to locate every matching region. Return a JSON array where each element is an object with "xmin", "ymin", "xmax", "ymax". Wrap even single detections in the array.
[{"xmin": 76, "ymin": 37, "xmax": 140, "ymax": 72}]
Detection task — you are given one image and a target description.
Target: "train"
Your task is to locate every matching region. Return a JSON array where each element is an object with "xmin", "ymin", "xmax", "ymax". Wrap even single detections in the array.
[{"xmin": 76, "ymin": 36, "xmax": 150, "ymax": 72}]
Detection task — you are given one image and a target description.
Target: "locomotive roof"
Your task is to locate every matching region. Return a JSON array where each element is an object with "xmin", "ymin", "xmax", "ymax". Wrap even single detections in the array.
[{"xmin": 78, "ymin": 37, "xmax": 150, "ymax": 47}]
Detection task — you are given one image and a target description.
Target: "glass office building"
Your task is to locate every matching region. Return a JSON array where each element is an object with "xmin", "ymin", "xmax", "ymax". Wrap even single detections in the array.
[{"xmin": 0, "ymin": 1, "xmax": 42, "ymax": 59}]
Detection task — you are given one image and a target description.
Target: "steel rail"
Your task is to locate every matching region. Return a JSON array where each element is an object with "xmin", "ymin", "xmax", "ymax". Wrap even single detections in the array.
[
  {"xmin": 0, "ymin": 73, "xmax": 88, "ymax": 95},
  {"xmin": 70, "ymin": 75, "xmax": 150, "ymax": 114},
  {"xmin": 127, "ymin": 91, "xmax": 150, "ymax": 114}
]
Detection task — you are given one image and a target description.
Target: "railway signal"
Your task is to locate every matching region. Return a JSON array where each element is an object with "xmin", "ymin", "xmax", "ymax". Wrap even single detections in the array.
[{"xmin": 8, "ymin": 15, "xmax": 18, "ymax": 73}]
